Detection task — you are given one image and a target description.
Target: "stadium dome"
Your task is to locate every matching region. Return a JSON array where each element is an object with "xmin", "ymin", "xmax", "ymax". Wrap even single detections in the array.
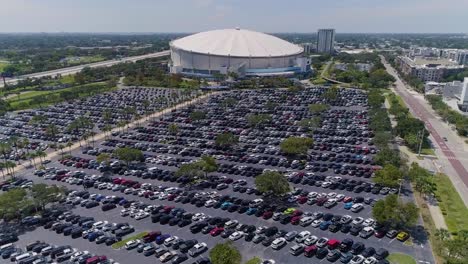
[{"xmin": 169, "ymin": 28, "xmax": 310, "ymax": 78}]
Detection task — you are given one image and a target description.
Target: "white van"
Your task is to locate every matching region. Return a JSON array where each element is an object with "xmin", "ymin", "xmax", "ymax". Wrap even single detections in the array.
[{"xmin": 0, "ymin": 243, "xmax": 14, "ymax": 251}]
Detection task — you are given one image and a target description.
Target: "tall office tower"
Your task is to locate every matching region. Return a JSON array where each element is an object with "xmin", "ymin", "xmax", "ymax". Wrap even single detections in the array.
[{"xmin": 317, "ymin": 29, "xmax": 335, "ymax": 54}]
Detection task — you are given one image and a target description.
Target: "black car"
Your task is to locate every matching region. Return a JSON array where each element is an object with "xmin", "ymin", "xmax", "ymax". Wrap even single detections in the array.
[
  {"xmin": 101, "ymin": 204, "xmax": 116, "ymax": 211},
  {"xmin": 179, "ymin": 240, "xmax": 197, "ymax": 253},
  {"xmin": 326, "ymin": 250, "xmax": 341, "ymax": 262},
  {"xmin": 172, "ymin": 253, "xmax": 188, "ymax": 264},
  {"xmin": 316, "ymin": 248, "xmax": 328, "ymax": 259}
]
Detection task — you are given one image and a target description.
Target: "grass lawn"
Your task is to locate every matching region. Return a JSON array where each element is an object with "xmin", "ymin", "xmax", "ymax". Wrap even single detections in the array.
[
  {"xmin": 420, "ymin": 148, "xmax": 436, "ymax": 156},
  {"xmin": 111, "ymin": 232, "xmax": 148, "ymax": 249},
  {"xmin": 387, "ymin": 253, "xmax": 416, "ymax": 264},
  {"xmin": 434, "ymin": 173, "xmax": 468, "ymax": 235},
  {"xmin": 7, "ymin": 82, "xmax": 111, "ymax": 110}
]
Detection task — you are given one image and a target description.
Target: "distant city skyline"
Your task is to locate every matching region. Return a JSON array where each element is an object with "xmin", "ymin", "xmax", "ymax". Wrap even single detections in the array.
[{"xmin": 1, "ymin": 0, "xmax": 467, "ymax": 33}]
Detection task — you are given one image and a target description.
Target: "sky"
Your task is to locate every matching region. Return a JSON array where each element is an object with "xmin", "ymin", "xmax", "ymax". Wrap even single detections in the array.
[{"xmin": 1, "ymin": 0, "xmax": 467, "ymax": 33}]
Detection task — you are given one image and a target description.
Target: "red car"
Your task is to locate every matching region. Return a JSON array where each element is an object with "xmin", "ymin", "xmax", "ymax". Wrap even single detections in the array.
[
  {"xmin": 297, "ymin": 197, "xmax": 308, "ymax": 204},
  {"xmin": 292, "ymin": 210, "xmax": 303, "ymax": 216},
  {"xmin": 263, "ymin": 211, "xmax": 273, "ymax": 219},
  {"xmin": 343, "ymin": 196, "xmax": 353, "ymax": 203},
  {"xmin": 375, "ymin": 230, "xmax": 386, "ymax": 238},
  {"xmin": 290, "ymin": 216, "xmax": 301, "ymax": 225},
  {"xmin": 327, "ymin": 239, "xmax": 340, "ymax": 250},
  {"xmin": 210, "ymin": 227, "xmax": 224, "ymax": 236}
]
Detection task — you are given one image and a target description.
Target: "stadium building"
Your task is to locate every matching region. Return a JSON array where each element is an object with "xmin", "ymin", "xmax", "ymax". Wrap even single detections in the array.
[{"xmin": 169, "ymin": 28, "xmax": 310, "ymax": 78}]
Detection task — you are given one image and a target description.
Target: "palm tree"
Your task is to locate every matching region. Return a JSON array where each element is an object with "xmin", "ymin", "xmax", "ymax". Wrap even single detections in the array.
[
  {"xmin": 35, "ymin": 150, "xmax": 46, "ymax": 164},
  {"xmin": 0, "ymin": 143, "xmax": 12, "ymax": 175},
  {"xmin": 58, "ymin": 144, "xmax": 65, "ymax": 159},
  {"xmin": 66, "ymin": 141, "xmax": 73, "ymax": 155},
  {"xmin": 8, "ymin": 136, "xmax": 19, "ymax": 163},
  {"xmin": 5, "ymin": 161, "xmax": 16, "ymax": 179},
  {"xmin": 435, "ymin": 228, "xmax": 450, "ymax": 241}
]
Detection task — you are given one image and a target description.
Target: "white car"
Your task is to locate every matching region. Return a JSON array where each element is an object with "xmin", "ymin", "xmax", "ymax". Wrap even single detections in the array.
[
  {"xmin": 70, "ymin": 251, "xmax": 89, "ymax": 261},
  {"xmin": 225, "ymin": 220, "xmax": 239, "ymax": 229},
  {"xmin": 271, "ymin": 238, "xmax": 286, "ymax": 250},
  {"xmin": 204, "ymin": 200, "xmax": 217, "ymax": 207},
  {"xmin": 352, "ymin": 217, "xmax": 364, "ymax": 226},
  {"xmin": 351, "ymin": 203, "xmax": 364, "ymax": 212},
  {"xmin": 125, "ymin": 240, "xmax": 140, "ymax": 250},
  {"xmin": 350, "ymin": 255, "xmax": 365, "ymax": 264},
  {"xmin": 189, "ymin": 243, "xmax": 207, "ymax": 257},
  {"xmin": 192, "ymin": 213, "xmax": 206, "ymax": 222},
  {"xmin": 159, "ymin": 251, "xmax": 177, "ymax": 262},
  {"xmin": 295, "ymin": 231, "xmax": 311, "ymax": 243},
  {"xmin": 164, "ymin": 236, "xmax": 179, "ymax": 246},
  {"xmin": 135, "ymin": 212, "xmax": 149, "ymax": 220},
  {"xmin": 364, "ymin": 257, "xmax": 378, "ymax": 264},
  {"xmin": 92, "ymin": 221, "xmax": 108, "ymax": 229},
  {"xmin": 311, "ymin": 220, "xmax": 322, "ymax": 228},
  {"xmin": 307, "ymin": 192, "xmax": 318, "ymax": 199},
  {"xmin": 363, "ymin": 218, "xmax": 375, "ymax": 227},
  {"xmin": 300, "ymin": 217, "xmax": 313, "ymax": 227},
  {"xmin": 304, "ymin": 235, "xmax": 318, "ymax": 246},
  {"xmin": 229, "ymin": 231, "xmax": 244, "ymax": 241}
]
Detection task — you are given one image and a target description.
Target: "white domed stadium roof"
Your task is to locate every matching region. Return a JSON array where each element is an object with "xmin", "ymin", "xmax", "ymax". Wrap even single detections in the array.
[{"xmin": 170, "ymin": 28, "xmax": 303, "ymax": 58}]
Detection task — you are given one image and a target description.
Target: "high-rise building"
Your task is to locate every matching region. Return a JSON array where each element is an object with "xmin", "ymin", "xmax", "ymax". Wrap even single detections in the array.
[
  {"xmin": 317, "ymin": 29, "xmax": 335, "ymax": 54},
  {"xmin": 456, "ymin": 50, "xmax": 468, "ymax": 65}
]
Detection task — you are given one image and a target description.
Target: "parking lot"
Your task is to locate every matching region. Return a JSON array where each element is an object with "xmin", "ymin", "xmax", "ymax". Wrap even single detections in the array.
[{"xmin": 3, "ymin": 88, "xmax": 434, "ymax": 264}]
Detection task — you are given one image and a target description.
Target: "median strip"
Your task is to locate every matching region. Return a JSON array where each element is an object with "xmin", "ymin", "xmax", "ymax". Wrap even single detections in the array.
[{"xmin": 111, "ymin": 231, "xmax": 148, "ymax": 249}]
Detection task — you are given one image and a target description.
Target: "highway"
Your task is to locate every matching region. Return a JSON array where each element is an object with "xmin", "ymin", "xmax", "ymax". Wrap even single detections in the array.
[
  {"xmin": 1, "ymin": 50, "xmax": 170, "ymax": 87},
  {"xmin": 381, "ymin": 55, "xmax": 468, "ymax": 206}
]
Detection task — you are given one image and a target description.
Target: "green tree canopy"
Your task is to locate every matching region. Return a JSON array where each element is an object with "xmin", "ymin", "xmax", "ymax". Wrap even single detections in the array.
[
  {"xmin": 255, "ymin": 171, "xmax": 290, "ymax": 197},
  {"xmin": 31, "ymin": 184, "xmax": 65, "ymax": 210},
  {"xmin": 308, "ymin": 103, "xmax": 330, "ymax": 113},
  {"xmin": 190, "ymin": 110, "xmax": 207, "ymax": 121},
  {"xmin": 215, "ymin": 132, "xmax": 239, "ymax": 148},
  {"xmin": 96, "ymin": 153, "xmax": 111, "ymax": 165},
  {"xmin": 372, "ymin": 194, "xmax": 419, "ymax": 229},
  {"xmin": 209, "ymin": 242, "xmax": 241, "ymax": 264},
  {"xmin": 280, "ymin": 137, "xmax": 313, "ymax": 156},
  {"xmin": 247, "ymin": 114, "xmax": 271, "ymax": 128},
  {"xmin": 113, "ymin": 147, "xmax": 144, "ymax": 166},
  {"xmin": 245, "ymin": 257, "xmax": 262, "ymax": 264},
  {"xmin": 373, "ymin": 164, "xmax": 403, "ymax": 188}
]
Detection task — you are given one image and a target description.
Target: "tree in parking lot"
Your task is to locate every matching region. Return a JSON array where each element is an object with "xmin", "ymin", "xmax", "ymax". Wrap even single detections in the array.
[
  {"xmin": 298, "ymin": 117, "xmax": 322, "ymax": 132},
  {"xmin": 255, "ymin": 171, "xmax": 290, "ymax": 197},
  {"xmin": 215, "ymin": 132, "xmax": 239, "ymax": 148},
  {"xmin": 31, "ymin": 184, "xmax": 65, "ymax": 211},
  {"xmin": 175, "ymin": 162, "xmax": 204, "ymax": 181},
  {"xmin": 97, "ymin": 153, "xmax": 111, "ymax": 165},
  {"xmin": 0, "ymin": 188, "xmax": 29, "ymax": 221},
  {"xmin": 190, "ymin": 110, "xmax": 207, "ymax": 121},
  {"xmin": 45, "ymin": 124, "xmax": 59, "ymax": 139},
  {"xmin": 372, "ymin": 194, "xmax": 419, "ymax": 229},
  {"xmin": 308, "ymin": 103, "xmax": 329, "ymax": 114},
  {"xmin": 280, "ymin": 136, "xmax": 313, "ymax": 156},
  {"xmin": 322, "ymin": 86, "xmax": 339, "ymax": 100},
  {"xmin": 245, "ymin": 257, "xmax": 262, "ymax": 264},
  {"xmin": 29, "ymin": 114, "xmax": 48, "ymax": 125},
  {"xmin": 209, "ymin": 242, "xmax": 241, "ymax": 264},
  {"xmin": 199, "ymin": 155, "xmax": 218, "ymax": 177},
  {"xmin": 113, "ymin": 147, "xmax": 144, "ymax": 166},
  {"xmin": 373, "ymin": 164, "xmax": 403, "ymax": 188},
  {"xmin": 168, "ymin": 123, "xmax": 179, "ymax": 138},
  {"xmin": 374, "ymin": 147, "xmax": 401, "ymax": 167},
  {"xmin": 247, "ymin": 113, "xmax": 271, "ymax": 128}
]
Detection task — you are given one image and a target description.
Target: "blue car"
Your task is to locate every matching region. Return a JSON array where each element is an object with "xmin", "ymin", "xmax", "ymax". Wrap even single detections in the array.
[
  {"xmin": 95, "ymin": 195, "xmax": 105, "ymax": 202},
  {"xmin": 246, "ymin": 208, "xmax": 257, "ymax": 215},
  {"xmin": 344, "ymin": 202, "xmax": 353, "ymax": 210},
  {"xmin": 156, "ymin": 234, "xmax": 171, "ymax": 245},
  {"xmin": 88, "ymin": 231, "xmax": 103, "ymax": 242},
  {"xmin": 221, "ymin": 202, "xmax": 233, "ymax": 210},
  {"xmin": 119, "ymin": 199, "xmax": 128, "ymax": 206},
  {"xmin": 320, "ymin": 221, "xmax": 332, "ymax": 230}
]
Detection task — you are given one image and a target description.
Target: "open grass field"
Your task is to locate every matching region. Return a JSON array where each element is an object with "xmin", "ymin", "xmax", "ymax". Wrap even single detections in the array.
[
  {"xmin": 7, "ymin": 82, "xmax": 111, "ymax": 111},
  {"xmin": 387, "ymin": 253, "xmax": 416, "ymax": 264},
  {"xmin": 434, "ymin": 173, "xmax": 468, "ymax": 235},
  {"xmin": 111, "ymin": 232, "xmax": 148, "ymax": 249}
]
